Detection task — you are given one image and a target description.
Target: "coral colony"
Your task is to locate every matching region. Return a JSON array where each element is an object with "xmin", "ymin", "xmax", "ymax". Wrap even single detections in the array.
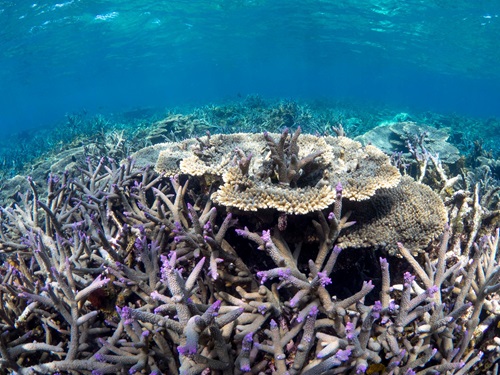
[{"xmin": 0, "ymin": 123, "xmax": 499, "ymax": 375}]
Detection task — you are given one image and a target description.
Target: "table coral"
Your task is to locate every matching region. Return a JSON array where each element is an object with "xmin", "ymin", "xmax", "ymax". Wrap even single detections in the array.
[{"xmin": 152, "ymin": 130, "xmax": 401, "ymax": 214}]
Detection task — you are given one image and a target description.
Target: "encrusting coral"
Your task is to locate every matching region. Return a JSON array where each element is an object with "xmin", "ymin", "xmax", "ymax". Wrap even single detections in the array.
[{"xmin": 0, "ymin": 126, "xmax": 498, "ymax": 375}]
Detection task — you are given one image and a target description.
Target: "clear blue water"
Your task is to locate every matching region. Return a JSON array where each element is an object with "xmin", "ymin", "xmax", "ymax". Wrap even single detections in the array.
[{"xmin": 1, "ymin": 1, "xmax": 500, "ymax": 134}]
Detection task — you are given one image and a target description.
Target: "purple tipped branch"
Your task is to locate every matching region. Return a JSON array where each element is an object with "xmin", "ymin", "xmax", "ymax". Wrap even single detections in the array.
[
  {"xmin": 290, "ymin": 306, "xmax": 318, "ymax": 374},
  {"xmin": 237, "ymin": 332, "xmax": 254, "ymax": 372}
]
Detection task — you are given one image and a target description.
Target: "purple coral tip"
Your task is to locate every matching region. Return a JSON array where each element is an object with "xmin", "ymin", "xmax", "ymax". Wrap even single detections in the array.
[
  {"xmin": 309, "ymin": 305, "xmax": 319, "ymax": 317},
  {"xmin": 345, "ymin": 321, "xmax": 355, "ymax": 338},
  {"xmin": 243, "ymin": 332, "xmax": 254, "ymax": 344},
  {"xmin": 427, "ymin": 285, "xmax": 439, "ymax": 297},
  {"xmin": 256, "ymin": 271, "xmax": 268, "ymax": 284},
  {"xmin": 336, "ymin": 182, "xmax": 343, "ymax": 193},
  {"xmin": 357, "ymin": 364, "xmax": 368, "ymax": 374},
  {"xmin": 317, "ymin": 271, "xmax": 332, "ymax": 286},
  {"xmin": 240, "ymin": 364, "xmax": 251, "ymax": 372},
  {"xmin": 335, "ymin": 348, "xmax": 351, "ymax": 361},
  {"xmin": 257, "ymin": 304, "xmax": 267, "ymax": 314},
  {"xmin": 403, "ymin": 272, "xmax": 415, "ymax": 286},
  {"xmin": 261, "ymin": 229, "xmax": 271, "ymax": 242},
  {"xmin": 117, "ymin": 306, "xmax": 134, "ymax": 325},
  {"xmin": 211, "ymin": 300, "xmax": 222, "ymax": 312}
]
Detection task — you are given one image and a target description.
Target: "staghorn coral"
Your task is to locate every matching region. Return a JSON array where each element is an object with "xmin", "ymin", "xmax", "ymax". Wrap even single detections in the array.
[
  {"xmin": 0, "ymin": 126, "xmax": 498, "ymax": 375},
  {"xmin": 0, "ymin": 158, "xmax": 247, "ymax": 375}
]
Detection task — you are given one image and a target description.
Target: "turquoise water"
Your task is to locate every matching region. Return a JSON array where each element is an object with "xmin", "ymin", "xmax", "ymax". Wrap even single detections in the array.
[{"xmin": 1, "ymin": 1, "xmax": 500, "ymax": 134}]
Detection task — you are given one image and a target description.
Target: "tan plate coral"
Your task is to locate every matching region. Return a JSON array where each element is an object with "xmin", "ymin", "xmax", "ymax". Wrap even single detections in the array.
[
  {"xmin": 338, "ymin": 176, "xmax": 448, "ymax": 254},
  {"xmin": 152, "ymin": 129, "xmax": 401, "ymax": 214}
]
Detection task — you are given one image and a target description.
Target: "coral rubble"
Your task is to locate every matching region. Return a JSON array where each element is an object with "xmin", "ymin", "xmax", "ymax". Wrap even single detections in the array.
[{"xmin": 0, "ymin": 126, "xmax": 498, "ymax": 375}]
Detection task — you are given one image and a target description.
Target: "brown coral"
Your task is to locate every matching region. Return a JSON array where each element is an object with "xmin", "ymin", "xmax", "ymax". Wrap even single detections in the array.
[{"xmin": 337, "ymin": 176, "xmax": 448, "ymax": 254}]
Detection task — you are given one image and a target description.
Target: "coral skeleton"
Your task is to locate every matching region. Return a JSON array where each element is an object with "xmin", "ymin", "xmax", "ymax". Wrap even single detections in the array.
[{"xmin": 0, "ymin": 127, "xmax": 498, "ymax": 374}]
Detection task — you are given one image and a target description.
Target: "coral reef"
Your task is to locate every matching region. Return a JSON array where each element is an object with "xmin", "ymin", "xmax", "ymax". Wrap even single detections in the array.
[
  {"xmin": 356, "ymin": 121, "xmax": 461, "ymax": 165},
  {"xmin": 0, "ymin": 124, "xmax": 499, "ymax": 375},
  {"xmin": 0, "ymin": 96, "xmax": 396, "ymax": 181}
]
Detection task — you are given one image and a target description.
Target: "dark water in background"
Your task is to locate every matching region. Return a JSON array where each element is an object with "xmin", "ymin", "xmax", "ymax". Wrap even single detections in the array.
[{"xmin": 1, "ymin": 0, "xmax": 500, "ymax": 135}]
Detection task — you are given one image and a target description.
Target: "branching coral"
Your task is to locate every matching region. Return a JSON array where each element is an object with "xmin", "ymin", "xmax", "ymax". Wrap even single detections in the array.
[
  {"xmin": 262, "ymin": 127, "xmax": 325, "ymax": 187},
  {"xmin": 0, "ymin": 127, "xmax": 498, "ymax": 375}
]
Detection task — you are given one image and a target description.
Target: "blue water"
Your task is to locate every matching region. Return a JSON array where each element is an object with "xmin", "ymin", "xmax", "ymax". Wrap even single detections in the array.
[{"xmin": 1, "ymin": 1, "xmax": 500, "ymax": 134}]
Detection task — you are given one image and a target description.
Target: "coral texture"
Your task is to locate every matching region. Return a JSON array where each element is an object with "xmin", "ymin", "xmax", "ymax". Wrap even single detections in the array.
[{"xmin": 338, "ymin": 176, "xmax": 448, "ymax": 254}]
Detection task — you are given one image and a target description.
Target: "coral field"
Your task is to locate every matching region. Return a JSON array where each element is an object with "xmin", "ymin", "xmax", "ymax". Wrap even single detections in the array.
[{"xmin": 0, "ymin": 111, "xmax": 499, "ymax": 374}]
